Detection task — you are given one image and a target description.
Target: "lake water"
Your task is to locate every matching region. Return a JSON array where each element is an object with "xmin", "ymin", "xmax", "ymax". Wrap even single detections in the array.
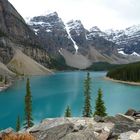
[{"xmin": 0, "ymin": 71, "xmax": 140, "ymax": 129}]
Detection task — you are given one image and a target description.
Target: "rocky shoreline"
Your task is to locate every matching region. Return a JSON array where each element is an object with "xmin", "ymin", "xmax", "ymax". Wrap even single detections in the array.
[
  {"xmin": 1, "ymin": 109, "xmax": 140, "ymax": 140},
  {"xmin": 0, "ymin": 83, "xmax": 12, "ymax": 92},
  {"xmin": 105, "ymin": 77, "xmax": 140, "ymax": 86}
]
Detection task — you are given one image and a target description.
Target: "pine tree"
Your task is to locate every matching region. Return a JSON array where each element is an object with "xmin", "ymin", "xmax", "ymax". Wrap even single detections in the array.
[
  {"xmin": 0, "ymin": 75, "xmax": 3, "ymax": 82},
  {"xmin": 94, "ymin": 88, "xmax": 107, "ymax": 117},
  {"xmin": 65, "ymin": 105, "xmax": 72, "ymax": 117},
  {"xmin": 16, "ymin": 115, "xmax": 20, "ymax": 132},
  {"xmin": 4, "ymin": 76, "xmax": 8, "ymax": 85},
  {"xmin": 83, "ymin": 72, "xmax": 92, "ymax": 117},
  {"xmin": 24, "ymin": 78, "xmax": 34, "ymax": 129}
]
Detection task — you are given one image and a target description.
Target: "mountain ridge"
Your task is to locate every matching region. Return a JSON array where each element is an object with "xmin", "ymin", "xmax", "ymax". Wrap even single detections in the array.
[{"xmin": 28, "ymin": 12, "xmax": 140, "ymax": 69}]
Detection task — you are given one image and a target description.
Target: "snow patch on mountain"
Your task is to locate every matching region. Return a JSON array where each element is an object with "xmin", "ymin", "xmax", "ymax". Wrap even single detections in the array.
[
  {"xmin": 130, "ymin": 52, "xmax": 140, "ymax": 57},
  {"xmin": 118, "ymin": 48, "xmax": 140, "ymax": 57},
  {"xmin": 65, "ymin": 23, "xmax": 79, "ymax": 53},
  {"xmin": 118, "ymin": 50, "xmax": 128, "ymax": 56},
  {"xmin": 87, "ymin": 26, "xmax": 108, "ymax": 40}
]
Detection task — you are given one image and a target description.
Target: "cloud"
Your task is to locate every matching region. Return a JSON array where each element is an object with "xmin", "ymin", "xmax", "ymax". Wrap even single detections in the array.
[{"xmin": 8, "ymin": 0, "xmax": 140, "ymax": 30}]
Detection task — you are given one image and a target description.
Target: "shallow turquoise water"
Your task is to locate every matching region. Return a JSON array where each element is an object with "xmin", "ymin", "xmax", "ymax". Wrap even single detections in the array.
[{"xmin": 0, "ymin": 71, "xmax": 140, "ymax": 129}]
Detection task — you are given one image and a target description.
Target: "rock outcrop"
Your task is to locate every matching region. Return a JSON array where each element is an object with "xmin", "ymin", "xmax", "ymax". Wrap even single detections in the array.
[
  {"xmin": 0, "ymin": 0, "xmax": 52, "ymax": 76},
  {"xmin": 1, "ymin": 109, "xmax": 140, "ymax": 140}
]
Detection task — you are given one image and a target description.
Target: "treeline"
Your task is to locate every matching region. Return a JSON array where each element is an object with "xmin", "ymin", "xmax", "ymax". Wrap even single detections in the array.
[
  {"xmin": 107, "ymin": 61, "xmax": 140, "ymax": 82},
  {"xmin": 47, "ymin": 55, "xmax": 77, "ymax": 70},
  {"xmin": 86, "ymin": 62, "xmax": 122, "ymax": 71},
  {"xmin": 0, "ymin": 75, "xmax": 8, "ymax": 84}
]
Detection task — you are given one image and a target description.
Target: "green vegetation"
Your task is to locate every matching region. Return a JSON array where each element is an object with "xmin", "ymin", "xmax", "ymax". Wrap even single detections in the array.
[
  {"xmin": 65, "ymin": 106, "xmax": 72, "ymax": 117},
  {"xmin": 107, "ymin": 61, "xmax": 140, "ymax": 82},
  {"xmin": 86, "ymin": 62, "xmax": 122, "ymax": 71},
  {"xmin": 0, "ymin": 30, "xmax": 7, "ymax": 37},
  {"xmin": 48, "ymin": 55, "xmax": 76, "ymax": 70},
  {"xmin": 83, "ymin": 72, "xmax": 92, "ymax": 117},
  {"xmin": 4, "ymin": 76, "xmax": 8, "ymax": 84},
  {"xmin": 0, "ymin": 75, "xmax": 9, "ymax": 85},
  {"xmin": 0, "ymin": 75, "xmax": 3, "ymax": 82},
  {"xmin": 16, "ymin": 115, "xmax": 21, "ymax": 132},
  {"xmin": 94, "ymin": 88, "xmax": 107, "ymax": 117},
  {"xmin": 24, "ymin": 78, "xmax": 34, "ymax": 129}
]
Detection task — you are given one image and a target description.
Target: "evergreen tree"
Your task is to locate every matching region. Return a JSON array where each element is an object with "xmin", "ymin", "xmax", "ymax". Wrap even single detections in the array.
[
  {"xmin": 65, "ymin": 105, "xmax": 72, "ymax": 117},
  {"xmin": 0, "ymin": 75, "xmax": 3, "ymax": 82},
  {"xmin": 83, "ymin": 72, "xmax": 92, "ymax": 117},
  {"xmin": 24, "ymin": 78, "xmax": 34, "ymax": 129},
  {"xmin": 94, "ymin": 88, "xmax": 107, "ymax": 117},
  {"xmin": 4, "ymin": 76, "xmax": 8, "ymax": 85},
  {"xmin": 16, "ymin": 115, "xmax": 20, "ymax": 132}
]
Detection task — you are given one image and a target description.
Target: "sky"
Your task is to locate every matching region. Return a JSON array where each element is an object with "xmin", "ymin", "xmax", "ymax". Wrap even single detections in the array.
[{"xmin": 8, "ymin": 0, "xmax": 140, "ymax": 30}]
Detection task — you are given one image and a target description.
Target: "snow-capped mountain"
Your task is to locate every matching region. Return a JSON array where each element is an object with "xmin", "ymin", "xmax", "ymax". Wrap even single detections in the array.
[
  {"xmin": 87, "ymin": 26, "xmax": 108, "ymax": 40},
  {"xmin": 28, "ymin": 12, "xmax": 75, "ymax": 55},
  {"xmin": 27, "ymin": 12, "xmax": 140, "ymax": 68},
  {"xmin": 105, "ymin": 25, "xmax": 140, "ymax": 55}
]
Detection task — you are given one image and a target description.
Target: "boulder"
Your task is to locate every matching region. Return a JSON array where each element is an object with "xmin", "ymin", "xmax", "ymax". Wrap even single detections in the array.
[
  {"xmin": 112, "ymin": 121, "xmax": 140, "ymax": 137},
  {"xmin": 130, "ymin": 129, "xmax": 140, "ymax": 140},
  {"xmin": 94, "ymin": 115, "xmax": 104, "ymax": 122},
  {"xmin": 0, "ymin": 128, "xmax": 14, "ymax": 134},
  {"xmin": 92, "ymin": 123, "xmax": 114, "ymax": 140},
  {"xmin": 119, "ymin": 131, "xmax": 134, "ymax": 140},
  {"xmin": 61, "ymin": 129, "xmax": 97, "ymax": 140},
  {"xmin": 125, "ymin": 109, "xmax": 136, "ymax": 116},
  {"xmin": 104, "ymin": 116, "xmax": 117, "ymax": 123},
  {"xmin": 115, "ymin": 113, "xmax": 135, "ymax": 122},
  {"xmin": 32, "ymin": 123, "xmax": 74, "ymax": 140},
  {"xmin": 119, "ymin": 129, "xmax": 140, "ymax": 140}
]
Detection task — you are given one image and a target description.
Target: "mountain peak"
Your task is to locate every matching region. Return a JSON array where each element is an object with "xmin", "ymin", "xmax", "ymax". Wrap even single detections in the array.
[
  {"xmin": 89, "ymin": 26, "xmax": 101, "ymax": 32},
  {"xmin": 46, "ymin": 12, "xmax": 58, "ymax": 17},
  {"xmin": 30, "ymin": 12, "xmax": 60, "ymax": 23},
  {"xmin": 67, "ymin": 20, "xmax": 83, "ymax": 28}
]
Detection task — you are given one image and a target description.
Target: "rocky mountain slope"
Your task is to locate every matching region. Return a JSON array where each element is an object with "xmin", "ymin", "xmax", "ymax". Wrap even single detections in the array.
[
  {"xmin": 28, "ymin": 12, "xmax": 140, "ymax": 69},
  {"xmin": 85, "ymin": 25, "xmax": 140, "ymax": 56},
  {"xmin": 106, "ymin": 25, "xmax": 140, "ymax": 56},
  {"xmin": 0, "ymin": 0, "xmax": 52, "ymax": 76},
  {"xmin": 0, "ymin": 0, "xmax": 140, "ymax": 70},
  {"xmin": 8, "ymin": 49, "xmax": 52, "ymax": 75}
]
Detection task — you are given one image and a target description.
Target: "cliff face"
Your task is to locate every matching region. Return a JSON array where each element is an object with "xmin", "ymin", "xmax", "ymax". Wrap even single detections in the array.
[
  {"xmin": 28, "ymin": 12, "xmax": 75, "ymax": 56},
  {"xmin": 0, "ymin": 0, "xmax": 51, "ymax": 75},
  {"xmin": 0, "ymin": 0, "xmax": 38, "ymax": 45}
]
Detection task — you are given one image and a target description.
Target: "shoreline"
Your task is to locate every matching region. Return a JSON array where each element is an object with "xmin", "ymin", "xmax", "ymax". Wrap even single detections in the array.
[
  {"xmin": 104, "ymin": 77, "xmax": 140, "ymax": 86},
  {"xmin": 0, "ymin": 83, "xmax": 12, "ymax": 92}
]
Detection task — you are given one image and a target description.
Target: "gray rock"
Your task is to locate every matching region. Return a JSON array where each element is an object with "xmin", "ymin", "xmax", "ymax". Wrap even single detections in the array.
[
  {"xmin": 94, "ymin": 115, "xmax": 104, "ymax": 122},
  {"xmin": 112, "ymin": 122, "xmax": 140, "ymax": 137},
  {"xmin": 61, "ymin": 129, "xmax": 97, "ymax": 140},
  {"xmin": 0, "ymin": 127, "xmax": 14, "ymax": 134},
  {"xmin": 32, "ymin": 123, "xmax": 74, "ymax": 140},
  {"xmin": 125, "ymin": 109, "xmax": 136, "ymax": 116},
  {"xmin": 119, "ymin": 131, "xmax": 134, "ymax": 140},
  {"xmin": 104, "ymin": 116, "xmax": 117, "ymax": 123},
  {"xmin": 0, "ymin": 127, "xmax": 15, "ymax": 139},
  {"xmin": 115, "ymin": 113, "xmax": 135, "ymax": 122}
]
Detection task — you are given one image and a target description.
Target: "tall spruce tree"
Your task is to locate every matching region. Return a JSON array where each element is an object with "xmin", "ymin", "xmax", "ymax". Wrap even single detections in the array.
[
  {"xmin": 16, "ymin": 115, "xmax": 20, "ymax": 132},
  {"xmin": 65, "ymin": 105, "xmax": 72, "ymax": 117},
  {"xmin": 94, "ymin": 88, "xmax": 107, "ymax": 117},
  {"xmin": 83, "ymin": 72, "xmax": 92, "ymax": 117},
  {"xmin": 24, "ymin": 78, "xmax": 34, "ymax": 129}
]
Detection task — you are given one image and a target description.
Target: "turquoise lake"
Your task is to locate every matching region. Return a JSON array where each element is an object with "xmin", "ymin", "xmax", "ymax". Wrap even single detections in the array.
[{"xmin": 0, "ymin": 71, "xmax": 140, "ymax": 129}]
